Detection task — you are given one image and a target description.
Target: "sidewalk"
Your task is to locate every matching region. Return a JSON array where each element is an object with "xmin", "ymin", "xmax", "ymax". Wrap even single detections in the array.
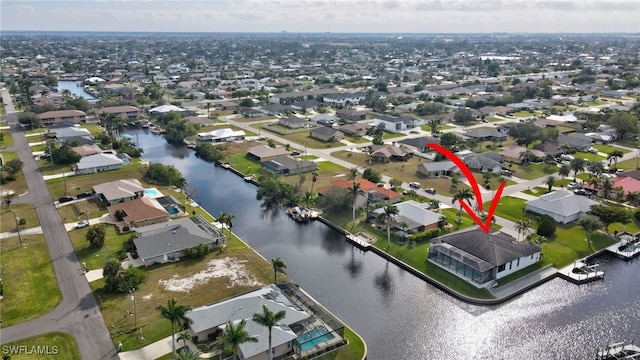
[{"xmin": 117, "ymin": 335, "xmax": 183, "ymax": 360}]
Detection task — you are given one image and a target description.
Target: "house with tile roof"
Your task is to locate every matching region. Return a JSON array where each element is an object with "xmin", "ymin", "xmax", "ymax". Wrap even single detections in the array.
[
  {"xmin": 107, "ymin": 197, "xmax": 170, "ymax": 228},
  {"xmin": 428, "ymin": 227, "xmax": 541, "ymax": 287},
  {"xmin": 417, "ymin": 160, "xmax": 459, "ymax": 178},
  {"xmin": 38, "ymin": 109, "xmax": 87, "ymax": 126},
  {"xmin": 370, "ymin": 145, "xmax": 411, "ymax": 162},
  {"xmin": 197, "ymin": 128, "xmax": 246, "ymax": 143},
  {"xmin": 369, "ymin": 200, "xmax": 442, "ymax": 233},
  {"xmin": 93, "ymin": 179, "xmax": 145, "ymax": 206},
  {"xmin": 320, "ymin": 178, "xmax": 402, "ymax": 207},
  {"xmin": 94, "ymin": 105, "xmax": 140, "ymax": 120},
  {"xmin": 524, "ymin": 191, "xmax": 597, "ymax": 224},
  {"xmin": 309, "ymin": 127, "xmax": 344, "ymax": 142}
]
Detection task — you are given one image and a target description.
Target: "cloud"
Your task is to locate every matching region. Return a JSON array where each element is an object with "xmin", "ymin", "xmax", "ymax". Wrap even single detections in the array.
[{"xmin": 536, "ymin": 1, "xmax": 576, "ymax": 11}]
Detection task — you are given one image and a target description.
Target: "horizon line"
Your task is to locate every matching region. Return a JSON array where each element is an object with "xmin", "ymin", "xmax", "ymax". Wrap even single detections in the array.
[{"xmin": 2, "ymin": 30, "xmax": 640, "ymax": 35}]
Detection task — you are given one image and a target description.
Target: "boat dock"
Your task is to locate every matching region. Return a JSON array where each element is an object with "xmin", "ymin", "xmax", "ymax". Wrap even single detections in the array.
[
  {"xmin": 606, "ymin": 232, "xmax": 640, "ymax": 260},
  {"xmin": 558, "ymin": 259, "xmax": 605, "ymax": 284},
  {"xmin": 596, "ymin": 341, "xmax": 640, "ymax": 359},
  {"xmin": 287, "ymin": 206, "xmax": 322, "ymax": 223},
  {"xmin": 345, "ymin": 232, "xmax": 376, "ymax": 249}
]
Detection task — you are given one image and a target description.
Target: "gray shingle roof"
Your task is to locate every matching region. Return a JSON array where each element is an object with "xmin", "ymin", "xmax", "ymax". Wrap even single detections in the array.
[{"xmin": 525, "ymin": 191, "xmax": 597, "ymax": 217}]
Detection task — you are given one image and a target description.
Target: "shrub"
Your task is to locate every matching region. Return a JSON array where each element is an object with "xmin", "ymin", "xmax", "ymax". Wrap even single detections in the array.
[
  {"xmin": 407, "ymin": 228, "xmax": 441, "ymax": 243},
  {"xmin": 633, "ymin": 210, "xmax": 640, "ymax": 222},
  {"xmin": 183, "ymin": 243, "xmax": 210, "ymax": 259},
  {"xmin": 537, "ymin": 215, "xmax": 556, "ymax": 237}
]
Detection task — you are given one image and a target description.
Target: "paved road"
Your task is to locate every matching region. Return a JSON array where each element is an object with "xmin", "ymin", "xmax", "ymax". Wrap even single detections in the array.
[{"xmin": 1, "ymin": 89, "xmax": 118, "ymax": 359}]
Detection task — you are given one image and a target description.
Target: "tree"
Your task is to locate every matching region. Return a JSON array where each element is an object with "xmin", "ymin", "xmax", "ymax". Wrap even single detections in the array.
[
  {"xmin": 102, "ymin": 259, "xmax": 123, "ymax": 288},
  {"xmin": 607, "ymin": 150, "xmax": 624, "ymax": 168},
  {"xmin": 177, "ymin": 331, "xmax": 192, "ymax": 349},
  {"xmin": 350, "ymin": 182, "xmax": 362, "ymax": 227},
  {"xmin": 272, "ymin": 257, "xmax": 286, "ymax": 283},
  {"xmin": 570, "ymin": 158, "xmax": 586, "ymax": 181},
  {"xmin": 578, "ymin": 214, "xmax": 603, "ymax": 243},
  {"xmin": 587, "ymin": 161, "xmax": 604, "ymax": 178},
  {"xmin": 626, "ymin": 192, "xmax": 640, "ymax": 207},
  {"xmin": 3, "ymin": 159, "xmax": 24, "ymax": 177},
  {"xmin": 389, "ymin": 178, "xmax": 403, "ymax": 190},
  {"xmin": 519, "ymin": 149, "xmax": 537, "ymax": 166},
  {"xmin": 536, "ymin": 215, "xmax": 556, "ymax": 237},
  {"xmin": 452, "ymin": 188, "xmax": 474, "ymax": 223},
  {"xmin": 377, "ymin": 204, "xmax": 399, "ymax": 248},
  {"xmin": 316, "ymin": 186, "xmax": 350, "ymax": 213},
  {"xmin": 514, "ymin": 219, "xmax": 532, "ymax": 241},
  {"xmin": 602, "ymin": 177, "xmax": 614, "ymax": 200},
  {"xmin": 176, "ymin": 348, "xmax": 201, "ymax": 360},
  {"xmin": 85, "ymin": 224, "xmax": 106, "ymax": 248},
  {"xmin": 144, "ymin": 163, "xmax": 186, "ymax": 188},
  {"xmin": 2, "ymin": 192, "xmax": 16, "ymax": 211},
  {"xmin": 439, "ymin": 133, "xmax": 463, "ymax": 151},
  {"xmin": 252, "ymin": 305, "xmax": 287, "ymax": 360},
  {"xmin": 347, "ymin": 168, "xmax": 359, "ymax": 182},
  {"xmin": 428, "ymin": 119, "xmax": 440, "ymax": 137},
  {"xmin": 309, "ymin": 170, "xmax": 319, "ymax": 195},
  {"xmin": 508, "ymin": 122, "xmax": 542, "ymax": 146},
  {"xmin": 453, "ymin": 108, "xmax": 474, "ymax": 123},
  {"xmin": 607, "ymin": 112, "xmax": 637, "ymax": 141},
  {"xmin": 558, "ymin": 164, "xmax": 571, "ymax": 184},
  {"xmin": 164, "ymin": 118, "xmax": 198, "ymax": 144},
  {"xmin": 544, "ymin": 175, "xmax": 556, "ymax": 192},
  {"xmin": 17, "ymin": 112, "xmax": 42, "ymax": 129},
  {"xmin": 543, "ymin": 154, "xmax": 556, "ymax": 172},
  {"xmin": 589, "ymin": 204, "xmax": 631, "ymax": 233},
  {"xmin": 156, "ymin": 298, "xmax": 193, "ymax": 360},
  {"xmin": 215, "ymin": 320, "xmax": 258, "ymax": 360},
  {"xmin": 525, "ymin": 233, "xmax": 547, "ymax": 244},
  {"xmin": 362, "ymin": 168, "xmax": 382, "ymax": 183}
]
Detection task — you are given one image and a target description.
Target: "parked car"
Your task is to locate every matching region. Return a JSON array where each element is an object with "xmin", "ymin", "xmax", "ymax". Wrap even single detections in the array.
[
  {"xmin": 424, "ymin": 188, "xmax": 436, "ymax": 194},
  {"xmin": 290, "ymin": 151, "xmax": 301, "ymax": 156},
  {"xmin": 567, "ymin": 182, "xmax": 578, "ymax": 190},
  {"xmin": 58, "ymin": 196, "xmax": 74, "ymax": 203},
  {"xmin": 409, "ymin": 182, "xmax": 420, "ymax": 189},
  {"xmin": 588, "ymin": 147, "xmax": 598, "ymax": 154},
  {"xmin": 76, "ymin": 192, "xmax": 93, "ymax": 199},
  {"xmin": 74, "ymin": 220, "xmax": 89, "ymax": 229},
  {"xmin": 376, "ymin": 183, "xmax": 385, "ymax": 188},
  {"xmin": 574, "ymin": 189, "xmax": 588, "ymax": 196}
]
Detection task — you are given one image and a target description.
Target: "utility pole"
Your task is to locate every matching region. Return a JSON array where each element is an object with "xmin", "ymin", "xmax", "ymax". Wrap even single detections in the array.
[{"xmin": 14, "ymin": 215, "xmax": 22, "ymax": 247}]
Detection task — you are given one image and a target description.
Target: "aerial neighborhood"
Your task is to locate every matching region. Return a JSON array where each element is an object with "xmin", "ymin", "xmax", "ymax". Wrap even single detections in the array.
[{"xmin": 1, "ymin": 32, "xmax": 639, "ymax": 359}]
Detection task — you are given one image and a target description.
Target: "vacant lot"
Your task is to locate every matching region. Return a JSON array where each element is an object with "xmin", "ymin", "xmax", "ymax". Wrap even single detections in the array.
[
  {"xmin": 0, "ymin": 332, "xmax": 80, "ymax": 360},
  {"xmin": 258, "ymin": 127, "xmax": 345, "ymax": 149}
]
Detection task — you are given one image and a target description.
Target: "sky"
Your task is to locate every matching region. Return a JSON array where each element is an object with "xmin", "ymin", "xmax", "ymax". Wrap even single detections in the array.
[{"xmin": 2, "ymin": 0, "xmax": 639, "ymax": 34}]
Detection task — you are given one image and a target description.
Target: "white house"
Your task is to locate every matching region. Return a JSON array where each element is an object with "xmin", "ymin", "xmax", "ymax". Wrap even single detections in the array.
[
  {"xmin": 197, "ymin": 128, "xmax": 246, "ymax": 143},
  {"xmin": 369, "ymin": 200, "xmax": 441, "ymax": 233},
  {"xmin": 75, "ymin": 153, "xmax": 124, "ymax": 175},
  {"xmin": 428, "ymin": 227, "xmax": 541, "ymax": 287},
  {"xmin": 363, "ymin": 114, "xmax": 418, "ymax": 133},
  {"xmin": 524, "ymin": 191, "xmax": 598, "ymax": 224}
]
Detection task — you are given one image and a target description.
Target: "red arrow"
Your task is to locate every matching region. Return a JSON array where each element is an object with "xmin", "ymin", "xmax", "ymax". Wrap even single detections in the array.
[{"xmin": 426, "ymin": 143, "xmax": 506, "ymax": 233}]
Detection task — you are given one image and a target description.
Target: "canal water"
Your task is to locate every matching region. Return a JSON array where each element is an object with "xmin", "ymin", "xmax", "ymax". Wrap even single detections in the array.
[
  {"xmin": 56, "ymin": 80, "xmax": 96, "ymax": 100},
  {"xmin": 130, "ymin": 129, "xmax": 640, "ymax": 360}
]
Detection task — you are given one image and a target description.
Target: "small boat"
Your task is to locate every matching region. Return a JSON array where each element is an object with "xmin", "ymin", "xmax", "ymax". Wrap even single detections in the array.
[
  {"xmin": 596, "ymin": 341, "xmax": 640, "ymax": 359},
  {"xmin": 220, "ymin": 163, "xmax": 231, "ymax": 169},
  {"xmin": 287, "ymin": 206, "xmax": 311, "ymax": 222},
  {"xmin": 243, "ymin": 174, "xmax": 255, "ymax": 182}
]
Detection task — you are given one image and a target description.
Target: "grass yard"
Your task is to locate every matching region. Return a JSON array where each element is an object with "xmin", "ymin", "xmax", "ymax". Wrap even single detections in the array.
[
  {"xmin": 57, "ymin": 198, "xmax": 107, "ymax": 224},
  {"xmin": 225, "ymin": 152, "xmax": 261, "ymax": 175},
  {"xmin": 0, "ymin": 332, "xmax": 80, "ymax": 360},
  {"xmin": 615, "ymin": 157, "xmax": 639, "ymax": 171},
  {"xmin": 81, "ymin": 123, "xmax": 106, "ymax": 137},
  {"xmin": 0, "ymin": 235, "xmax": 61, "ymax": 327},
  {"xmin": 1, "ymin": 129, "xmax": 14, "ymax": 147},
  {"xmin": 1, "ymin": 204, "xmax": 39, "ymax": 234},
  {"xmin": 540, "ymin": 230, "xmax": 616, "ymax": 268},
  {"xmin": 0, "ymin": 151, "xmax": 28, "ymax": 195},
  {"xmin": 314, "ymin": 326, "xmax": 366, "ymax": 360},
  {"xmin": 593, "ymin": 144, "xmax": 631, "ymax": 154},
  {"xmin": 93, "ymin": 248, "xmax": 276, "ymax": 352},
  {"xmin": 512, "ymin": 111, "xmax": 536, "ymax": 118},
  {"xmin": 521, "ymin": 186, "xmax": 549, "ymax": 197},
  {"xmin": 575, "ymin": 151, "xmax": 605, "ymax": 162},
  {"xmin": 508, "ymin": 162, "xmax": 556, "ymax": 180},
  {"xmin": 381, "ymin": 131, "xmax": 404, "ymax": 140},
  {"xmin": 260, "ymin": 128, "xmax": 344, "ymax": 149},
  {"xmin": 483, "ymin": 196, "xmax": 527, "ymax": 223},
  {"xmin": 231, "ymin": 115, "xmax": 277, "ymax": 123},
  {"xmin": 68, "ymin": 223, "xmax": 134, "ymax": 270},
  {"xmin": 343, "ymin": 135, "xmax": 370, "ymax": 144}
]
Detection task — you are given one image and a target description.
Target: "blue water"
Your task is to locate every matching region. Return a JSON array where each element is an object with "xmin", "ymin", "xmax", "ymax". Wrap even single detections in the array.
[
  {"xmin": 56, "ymin": 80, "xmax": 96, "ymax": 100},
  {"xmin": 144, "ymin": 188, "xmax": 160, "ymax": 197},
  {"xmin": 168, "ymin": 207, "xmax": 179, "ymax": 215},
  {"xmin": 298, "ymin": 326, "xmax": 335, "ymax": 351}
]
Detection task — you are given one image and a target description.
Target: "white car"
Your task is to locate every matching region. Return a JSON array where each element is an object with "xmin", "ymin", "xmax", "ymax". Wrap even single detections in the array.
[
  {"xmin": 74, "ymin": 220, "xmax": 89, "ymax": 229},
  {"xmin": 567, "ymin": 182, "xmax": 578, "ymax": 190}
]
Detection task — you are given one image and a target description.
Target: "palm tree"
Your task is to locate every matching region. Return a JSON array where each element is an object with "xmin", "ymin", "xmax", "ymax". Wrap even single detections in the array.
[
  {"xmin": 560, "ymin": 143, "xmax": 573, "ymax": 155},
  {"xmin": 578, "ymin": 214, "xmax": 603, "ymax": 243},
  {"xmin": 544, "ymin": 175, "xmax": 556, "ymax": 192},
  {"xmin": 558, "ymin": 163, "xmax": 571, "ymax": 185},
  {"xmin": 587, "ymin": 161, "xmax": 604, "ymax": 178},
  {"xmin": 587, "ymin": 177, "xmax": 601, "ymax": 195},
  {"xmin": 602, "ymin": 177, "xmax": 614, "ymax": 199},
  {"xmin": 607, "ymin": 150, "xmax": 624, "ymax": 168},
  {"xmin": 452, "ymin": 188, "xmax": 474, "ymax": 223},
  {"xmin": 626, "ymin": 192, "xmax": 640, "ymax": 206},
  {"xmin": 519, "ymin": 149, "xmax": 536, "ymax": 166},
  {"xmin": 206, "ymin": 102, "xmax": 211, "ymax": 118},
  {"xmin": 176, "ymin": 348, "xmax": 201, "ymax": 360},
  {"xmin": 309, "ymin": 170, "xmax": 319, "ymax": 195},
  {"xmin": 224, "ymin": 212, "xmax": 235, "ymax": 234},
  {"xmin": 350, "ymin": 182, "xmax": 361, "ymax": 228},
  {"xmin": 429, "ymin": 119, "xmax": 440, "ymax": 138},
  {"xmin": 156, "ymin": 298, "xmax": 193, "ymax": 359},
  {"xmin": 377, "ymin": 204, "xmax": 399, "ymax": 248},
  {"xmin": 570, "ymin": 158, "xmax": 586, "ymax": 181},
  {"xmin": 271, "ymin": 257, "xmax": 286, "ymax": 284},
  {"xmin": 214, "ymin": 320, "xmax": 258, "ymax": 360},
  {"xmin": 2, "ymin": 192, "xmax": 17, "ymax": 211},
  {"xmin": 218, "ymin": 212, "xmax": 228, "ymax": 233},
  {"xmin": 252, "ymin": 305, "xmax": 287, "ymax": 360},
  {"xmin": 177, "ymin": 331, "xmax": 191, "ymax": 348},
  {"xmin": 347, "ymin": 167, "xmax": 359, "ymax": 182},
  {"xmin": 514, "ymin": 219, "xmax": 532, "ymax": 242},
  {"xmin": 543, "ymin": 153, "xmax": 556, "ymax": 172}
]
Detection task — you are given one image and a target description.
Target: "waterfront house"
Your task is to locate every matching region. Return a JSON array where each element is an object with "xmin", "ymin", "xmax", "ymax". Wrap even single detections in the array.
[
  {"xmin": 50, "ymin": 126, "xmax": 95, "ymax": 145},
  {"xmin": 94, "ymin": 105, "xmax": 140, "ymax": 121},
  {"xmin": 309, "ymin": 127, "xmax": 344, "ymax": 142},
  {"xmin": 428, "ymin": 227, "xmax": 542, "ymax": 287},
  {"xmin": 93, "ymin": 179, "xmax": 145, "ymax": 206},
  {"xmin": 197, "ymin": 128, "xmax": 246, "ymax": 143},
  {"xmin": 524, "ymin": 191, "xmax": 597, "ymax": 224},
  {"xmin": 247, "ymin": 145, "xmax": 291, "ymax": 162},
  {"xmin": 71, "ymin": 144, "xmax": 103, "ymax": 157},
  {"xmin": 320, "ymin": 179, "xmax": 401, "ymax": 206},
  {"xmin": 132, "ymin": 216, "xmax": 225, "ymax": 266},
  {"xmin": 185, "ymin": 284, "xmax": 344, "ymax": 360},
  {"xmin": 417, "ymin": 160, "xmax": 459, "ymax": 178},
  {"xmin": 38, "ymin": 109, "xmax": 87, "ymax": 126},
  {"xmin": 262, "ymin": 156, "xmax": 318, "ymax": 175},
  {"xmin": 107, "ymin": 197, "xmax": 170, "ymax": 229},
  {"xmin": 369, "ymin": 200, "xmax": 442, "ymax": 233},
  {"xmin": 75, "ymin": 152, "xmax": 123, "ymax": 175}
]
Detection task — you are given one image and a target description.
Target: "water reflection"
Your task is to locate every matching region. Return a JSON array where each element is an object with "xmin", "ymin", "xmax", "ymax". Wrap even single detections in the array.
[{"xmin": 130, "ymin": 129, "xmax": 640, "ymax": 360}]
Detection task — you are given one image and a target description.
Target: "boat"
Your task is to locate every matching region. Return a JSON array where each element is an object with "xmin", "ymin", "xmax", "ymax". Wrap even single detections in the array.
[
  {"xmin": 596, "ymin": 341, "xmax": 640, "ymax": 359},
  {"xmin": 243, "ymin": 174, "xmax": 255, "ymax": 182},
  {"xmin": 287, "ymin": 206, "xmax": 312, "ymax": 223},
  {"xmin": 220, "ymin": 163, "xmax": 231, "ymax": 169}
]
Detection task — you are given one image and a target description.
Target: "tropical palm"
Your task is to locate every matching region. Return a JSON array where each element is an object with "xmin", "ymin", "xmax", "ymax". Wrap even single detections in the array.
[
  {"xmin": 587, "ymin": 161, "xmax": 604, "ymax": 177},
  {"xmin": 543, "ymin": 154, "xmax": 556, "ymax": 172},
  {"xmin": 2, "ymin": 192, "xmax": 17, "ymax": 211},
  {"xmin": 309, "ymin": 170, "xmax": 319, "ymax": 195},
  {"xmin": 560, "ymin": 143, "xmax": 573, "ymax": 155},
  {"xmin": 377, "ymin": 204, "xmax": 399, "ymax": 248},
  {"xmin": 350, "ymin": 182, "xmax": 362, "ymax": 228},
  {"xmin": 578, "ymin": 214, "xmax": 603, "ymax": 243},
  {"xmin": 177, "ymin": 331, "xmax": 191, "ymax": 348},
  {"xmin": 570, "ymin": 158, "xmax": 586, "ymax": 181},
  {"xmin": 176, "ymin": 348, "xmax": 201, "ymax": 360},
  {"xmin": 224, "ymin": 213, "xmax": 235, "ymax": 233},
  {"xmin": 218, "ymin": 212, "xmax": 228, "ymax": 233},
  {"xmin": 252, "ymin": 305, "xmax": 287, "ymax": 360},
  {"xmin": 558, "ymin": 164, "xmax": 571, "ymax": 183},
  {"xmin": 519, "ymin": 149, "xmax": 536, "ymax": 165},
  {"xmin": 347, "ymin": 167, "xmax": 359, "ymax": 182},
  {"xmin": 587, "ymin": 177, "xmax": 601, "ymax": 195},
  {"xmin": 271, "ymin": 257, "xmax": 286, "ymax": 284},
  {"xmin": 601, "ymin": 177, "xmax": 614, "ymax": 199},
  {"xmin": 452, "ymin": 188, "xmax": 474, "ymax": 223},
  {"xmin": 544, "ymin": 175, "xmax": 556, "ymax": 192},
  {"xmin": 156, "ymin": 298, "xmax": 193, "ymax": 359},
  {"xmin": 429, "ymin": 119, "xmax": 439, "ymax": 137},
  {"xmin": 214, "ymin": 320, "xmax": 258, "ymax": 360},
  {"xmin": 626, "ymin": 192, "xmax": 640, "ymax": 206},
  {"xmin": 607, "ymin": 150, "xmax": 624, "ymax": 167},
  {"xmin": 514, "ymin": 219, "xmax": 532, "ymax": 242}
]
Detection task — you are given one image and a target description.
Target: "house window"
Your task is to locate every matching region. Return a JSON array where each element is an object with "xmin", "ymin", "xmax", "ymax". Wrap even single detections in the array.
[
  {"xmin": 498, "ymin": 264, "xmax": 506, "ymax": 272},
  {"xmin": 517, "ymin": 258, "xmax": 520, "ymax": 266},
  {"xmin": 509, "ymin": 262, "xmax": 512, "ymax": 270}
]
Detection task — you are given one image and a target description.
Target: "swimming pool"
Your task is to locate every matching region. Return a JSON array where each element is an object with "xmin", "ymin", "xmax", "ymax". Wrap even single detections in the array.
[
  {"xmin": 167, "ymin": 207, "xmax": 179, "ymax": 215},
  {"xmin": 144, "ymin": 188, "xmax": 163, "ymax": 198},
  {"xmin": 297, "ymin": 326, "xmax": 335, "ymax": 352}
]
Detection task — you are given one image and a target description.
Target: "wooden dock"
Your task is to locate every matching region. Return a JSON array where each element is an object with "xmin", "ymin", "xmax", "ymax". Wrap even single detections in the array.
[{"xmin": 345, "ymin": 232, "xmax": 376, "ymax": 249}]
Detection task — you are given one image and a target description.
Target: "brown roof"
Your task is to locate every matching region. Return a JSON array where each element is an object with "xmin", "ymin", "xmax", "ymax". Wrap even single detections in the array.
[
  {"xmin": 94, "ymin": 106, "xmax": 139, "ymax": 114},
  {"xmin": 38, "ymin": 109, "xmax": 86, "ymax": 119},
  {"xmin": 107, "ymin": 197, "xmax": 169, "ymax": 225},
  {"xmin": 71, "ymin": 144, "xmax": 103, "ymax": 157},
  {"xmin": 247, "ymin": 145, "xmax": 290, "ymax": 160}
]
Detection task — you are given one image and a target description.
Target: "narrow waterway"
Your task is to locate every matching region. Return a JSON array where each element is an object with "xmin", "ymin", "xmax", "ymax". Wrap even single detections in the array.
[
  {"xmin": 56, "ymin": 80, "xmax": 96, "ymax": 100},
  {"xmin": 131, "ymin": 129, "xmax": 640, "ymax": 360}
]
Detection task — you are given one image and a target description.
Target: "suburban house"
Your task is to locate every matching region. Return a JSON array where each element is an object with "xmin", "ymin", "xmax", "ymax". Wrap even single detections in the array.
[
  {"xmin": 320, "ymin": 179, "xmax": 402, "ymax": 207},
  {"xmin": 533, "ymin": 141, "xmax": 564, "ymax": 156},
  {"xmin": 398, "ymin": 137, "xmax": 439, "ymax": 153},
  {"xmin": 133, "ymin": 216, "xmax": 225, "ymax": 266},
  {"xmin": 50, "ymin": 126, "xmax": 95, "ymax": 145},
  {"xmin": 311, "ymin": 114, "xmax": 338, "ymax": 127},
  {"xmin": 75, "ymin": 152, "xmax": 124, "ymax": 175},
  {"xmin": 260, "ymin": 103, "xmax": 292, "ymax": 116},
  {"xmin": 197, "ymin": 128, "xmax": 246, "ymax": 143},
  {"xmin": 148, "ymin": 104, "xmax": 190, "ymax": 116},
  {"xmin": 237, "ymin": 107, "xmax": 264, "ymax": 118},
  {"xmin": 370, "ymin": 145, "xmax": 412, "ymax": 162},
  {"xmin": 460, "ymin": 152, "xmax": 503, "ymax": 173},
  {"xmin": 524, "ymin": 191, "xmax": 597, "ymax": 224},
  {"xmin": 185, "ymin": 284, "xmax": 345, "ymax": 360},
  {"xmin": 558, "ymin": 133, "xmax": 593, "ymax": 151},
  {"xmin": 462, "ymin": 128, "xmax": 507, "ymax": 141},
  {"xmin": 309, "ymin": 127, "xmax": 344, "ymax": 142},
  {"xmin": 71, "ymin": 144, "xmax": 103, "ymax": 157},
  {"xmin": 94, "ymin": 105, "xmax": 140, "ymax": 121},
  {"xmin": 428, "ymin": 227, "xmax": 542, "ymax": 287},
  {"xmin": 369, "ymin": 200, "xmax": 442, "ymax": 233},
  {"xmin": 498, "ymin": 146, "xmax": 545, "ymax": 164},
  {"xmin": 279, "ymin": 116, "xmax": 308, "ymax": 129},
  {"xmin": 339, "ymin": 123, "xmax": 371, "ymax": 137},
  {"xmin": 93, "ymin": 179, "xmax": 145, "ymax": 206},
  {"xmin": 366, "ymin": 114, "xmax": 416, "ymax": 132},
  {"xmin": 107, "ymin": 197, "xmax": 170, "ymax": 228},
  {"xmin": 417, "ymin": 161, "xmax": 459, "ymax": 178},
  {"xmin": 322, "ymin": 91, "xmax": 367, "ymax": 106},
  {"xmin": 247, "ymin": 145, "xmax": 291, "ymax": 162},
  {"xmin": 608, "ymin": 177, "xmax": 640, "ymax": 198},
  {"xmin": 262, "ymin": 156, "xmax": 318, "ymax": 175},
  {"xmin": 336, "ymin": 108, "xmax": 367, "ymax": 121},
  {"xmin": 38, "ymin": 109, "xmax": 87, "ymax": 126},
  {"xmin": 291, "ymin": 99, "xmax": 321, "ymax": 111}
]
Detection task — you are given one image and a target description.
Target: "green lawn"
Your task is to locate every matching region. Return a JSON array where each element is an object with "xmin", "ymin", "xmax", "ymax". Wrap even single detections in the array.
[
  {"xmin": 0, "ymin": 151, "xmax": 29, "ymax": 195},
  {"xmin": 225, "ymin": 153, "xmax": 261, "ymax": 175},
  {"xmin": 521, "ymin": 186, "xmax": 549, "ymax": 197},
  {"xmin": 593, "ymin": 144, "xmax": 631, "ymax": 154},
  {"xmin": 541, "ymin": 230, "xmax": 616, "ymax": 268},
  {"xmin": 615, "ymin": 157, "xmax": 640, "ymax": 171},
  {"xmin": 381, "ymin": 131, "xmax": 404, "ymax": 140},
  {"xmin": 0, "ymin": 235, "xmax": 61, "ymax": 327},
  {"xmin": 317, "ymin": 161, "xmax": 348, "ymax": 172},
  {"xmin": 509, "ymin": 162, "xmax": 556, "ymax": 180},
  {"xmin": 1, "ymin": 129, "xmax": 14, "ymax": 148},
  {"xmin": 343, "ymin": 135, "xmax": 370, "ymax": 144},
  {"xmin": 512, "ymin": 111, "xmax": 536, "ymax": 118},
  {"xmin": 0, "ymin": 332, "xmax": 80, "ymax": 360},
  {"xmin": 259, "ymin": 128, "xmax": 344, "ymax": 149},
  {"xmin": 486, "ymin": 116, "xmax": 502, "ymax": 122},
  {"xmin": 483, "ymin": 196, "xmax": 527, "ymax": 223},
  {"xmin": 68, "ymin": 224, "xmax": 135, "ymax": 270},
  {"xmin": 1, "ymin": 204, "xmax": 40, "ymax": 236},
  {"xmin": 575, "ymin": 151, "xmax": 605, "ymax": 162}
]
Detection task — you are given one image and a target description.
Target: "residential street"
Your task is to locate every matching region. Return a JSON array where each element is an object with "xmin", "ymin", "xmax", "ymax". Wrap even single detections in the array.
[{"xmin": 1, "ymin": 89, "xmax": 118, "ymax": 359}]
